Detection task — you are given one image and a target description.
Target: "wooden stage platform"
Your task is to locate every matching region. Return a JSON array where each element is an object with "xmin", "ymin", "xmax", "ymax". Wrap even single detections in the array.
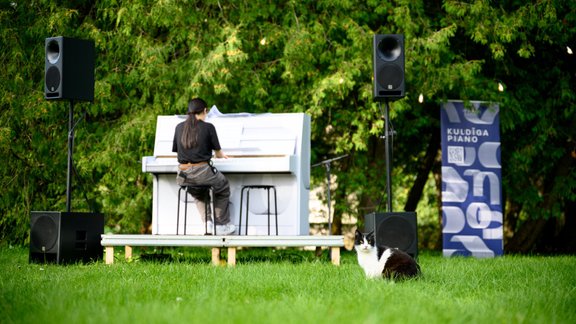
[{"xmin": 101, "ymin": 234, "xmax": 345, "ymax": 266}]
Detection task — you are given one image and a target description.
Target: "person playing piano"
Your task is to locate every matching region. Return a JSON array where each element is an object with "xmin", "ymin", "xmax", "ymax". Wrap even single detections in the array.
[{"xmin": 172, "ymin": 98, "xmax": 236, "ymax": 235}]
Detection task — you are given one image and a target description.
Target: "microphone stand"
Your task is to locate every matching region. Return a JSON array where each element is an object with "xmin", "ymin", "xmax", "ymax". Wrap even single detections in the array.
[{"xmin": 312, "ymin": 154, "xmax": 348, "ymax": 235}]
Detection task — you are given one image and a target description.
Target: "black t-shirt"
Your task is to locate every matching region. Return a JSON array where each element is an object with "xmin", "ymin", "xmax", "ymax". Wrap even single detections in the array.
[{"xmin": 172, "ymin": 120, "xmax": 221, "ymax": 164}]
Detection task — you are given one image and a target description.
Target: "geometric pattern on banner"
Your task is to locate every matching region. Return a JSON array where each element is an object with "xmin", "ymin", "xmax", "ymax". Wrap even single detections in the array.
[{"xmin": 441, "ymin": 101, "xmax": 503, "ymax": 257}]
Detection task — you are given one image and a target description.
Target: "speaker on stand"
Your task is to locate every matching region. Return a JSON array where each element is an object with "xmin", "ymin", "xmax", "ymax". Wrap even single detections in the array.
[
  {"xmin": 367, "ymin": 35, "xmax": 416, "ymax": 258},
  {"xmin": 44, "ymin": 36, "xmax": 94, "ymax": 101},
  {"xmin": 32, "ymin": 37, "xmax": 102, "ymax": 264},
  {"xmin": 365, "ymin": 212, "xmax": 418, "ymax": 259},
  {"xmin": 29, "ymin": 211, "xmax": 104, "ymax": 264},
  {"xmin": 372, "ymin": 34, "xmax": 406, "ymax": 213},
  {"xmin": 372, "ymin": 34, "xmax": 405, "ymax": 101}
]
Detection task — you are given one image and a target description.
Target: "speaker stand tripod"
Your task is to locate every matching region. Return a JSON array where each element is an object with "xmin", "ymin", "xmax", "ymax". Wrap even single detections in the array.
[
  {"xmin": 66, "ymin": 100, "xmax": 74, "ymax": 212},
  {"xmin": 380, "ymin": 100, "xmax": 393, "ymax": 212},
  {"xmin": 66, "ymin": 100, "xmax": 84, "ymax": 212}
]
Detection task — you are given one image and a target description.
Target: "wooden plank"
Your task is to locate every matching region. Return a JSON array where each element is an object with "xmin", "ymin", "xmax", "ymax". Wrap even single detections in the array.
[
  {"xmin": 125, "ymin": 246, "xmax": 133, "ymax": 261},
  {"xmin": 211, "ymin": 248, "xmax": 220, "ymax": 265},
  {"xmin": 101, "ymin": 234, "xmax": 226, "ymax": 247},
  {"xmin": 223, "ymin": 235, "xmax": 344, "ymax": 247},
  {"xmin": 105, "ymin": 246, "xmax": 114, "ymax": 265},
  {"xmin": 227, "ymin": 247, "xmax": 236, "ymax": 267},
  {"xmin": 101, "ymin": 234, "xmax": 345, "ymax": 248},
  {"xmin": 331, "ymin": 247, "xmax": 340, "ymax": 266}
]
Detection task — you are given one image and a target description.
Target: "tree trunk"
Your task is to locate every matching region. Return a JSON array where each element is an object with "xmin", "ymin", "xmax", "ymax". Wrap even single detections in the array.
[
  {"xmin": 432, "ymin": 158, "xmax": 443, "ymax": 251},
  {"xmin": 331, "ymin": 208, "xmax": 343, "ymax": 235},
  {"xmin": 554, "ymin": 199, "xmax": 576, "ymax": 253},
  {"xmin": 404, "ymin": 129, "xmax": 440, "ymax": 212},
  {"xmin": 357, "ymin": 136, "xmax": 388, "ymax": 223},
  {"xmin": 505, "ymin": 218, "xmax": 548, "ymax": 253},
  {"xmin": 506, "ymin": 150, "xmax": 575, "ymax": 253}
]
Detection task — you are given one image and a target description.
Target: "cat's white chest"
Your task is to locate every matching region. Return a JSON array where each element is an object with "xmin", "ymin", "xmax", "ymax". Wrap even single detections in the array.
[{"xmin": 356, "ymin": 247, "xmax": 392, "ymax": 279}]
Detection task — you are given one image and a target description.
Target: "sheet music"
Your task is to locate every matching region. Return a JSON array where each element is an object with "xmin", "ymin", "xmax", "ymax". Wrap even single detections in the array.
[{"xmin": 207, "ymin": 105, "xmax": 270, "ymax": 119}]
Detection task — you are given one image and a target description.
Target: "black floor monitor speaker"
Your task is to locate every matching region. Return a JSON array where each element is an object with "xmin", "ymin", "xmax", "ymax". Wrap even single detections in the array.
[
  {"xmin": 365, "ymin": 212, "xmax": 418, "ymax": 258},
  {"xmin": 29, "ymin": 211, "xmax": 104, "ymax": 264}
]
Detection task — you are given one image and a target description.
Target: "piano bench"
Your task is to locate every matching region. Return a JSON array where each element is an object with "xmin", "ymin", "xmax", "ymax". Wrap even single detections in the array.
[
  {"xmin": 239, "ymin": 185, "xmax": 278, "ymax": 235},
  {"xmin": 177, "ymin": 185, "xmax": 215, "ymax": 235}
]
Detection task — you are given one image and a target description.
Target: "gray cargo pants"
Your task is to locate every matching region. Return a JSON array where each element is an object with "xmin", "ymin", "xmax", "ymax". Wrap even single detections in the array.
[{"xmin": 176, "ymin": 163, "xmax": 231, "ymax": 225}]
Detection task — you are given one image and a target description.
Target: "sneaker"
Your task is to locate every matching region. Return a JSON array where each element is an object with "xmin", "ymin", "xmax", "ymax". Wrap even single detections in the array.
[
  {"xmin": 204, "ymin": 221, "xmax": 214, "ymax": 234},
  {"xmin": 216, "ymin": 223, "xmax": 236, "ymax": 235}
]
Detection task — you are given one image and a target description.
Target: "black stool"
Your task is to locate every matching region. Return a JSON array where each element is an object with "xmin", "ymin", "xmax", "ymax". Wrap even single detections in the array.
[
  {"xmin": 238, "ymin": 185, "xmax": 278, "ymax": 235},
  {"xmin": 177, "ymin": 184, "xmax": 215, "ymax": 235}
]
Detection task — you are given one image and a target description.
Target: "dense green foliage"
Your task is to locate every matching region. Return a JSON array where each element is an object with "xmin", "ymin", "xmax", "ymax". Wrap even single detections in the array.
[
  {"xmin": 1, "ymin": 246, "xmax": 575, "ymax": 323},
  {"xmin": 1, "ymin": 1, "xmax": 574, "ymax": 252}
]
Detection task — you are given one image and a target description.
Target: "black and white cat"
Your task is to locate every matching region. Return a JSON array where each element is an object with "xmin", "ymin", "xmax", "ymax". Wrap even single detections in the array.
[{"xmin": 354, "ymin": 229, "xmax": 421, "ymax": 280}]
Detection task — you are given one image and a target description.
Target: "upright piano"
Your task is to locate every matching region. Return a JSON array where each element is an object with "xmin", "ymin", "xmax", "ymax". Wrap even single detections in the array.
[{"xmin": 142, "ymin": 110, "xmax": 311, "ymax": 235}]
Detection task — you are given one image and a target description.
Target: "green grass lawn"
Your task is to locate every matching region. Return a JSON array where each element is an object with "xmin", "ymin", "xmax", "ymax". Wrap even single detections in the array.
[{"xmin": 1, "ymin": 246, "xmax": 574, "ymax": 324}]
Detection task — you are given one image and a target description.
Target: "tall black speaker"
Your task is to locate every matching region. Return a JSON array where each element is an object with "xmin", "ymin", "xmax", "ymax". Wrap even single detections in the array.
[
  {"xmin": 372, "ymin": 34, "xmax": 405, "ymax": 101},
  {"xmin": 365, "ymin": 212, "xmax": 418, "ymax": 258},
  {"xmin": 44, "ymin": 36, "xmax": 95, "ymax": 101},
  {"xmin": 29, "ymin": 211, "xmax": 104, "ymax": 264}
]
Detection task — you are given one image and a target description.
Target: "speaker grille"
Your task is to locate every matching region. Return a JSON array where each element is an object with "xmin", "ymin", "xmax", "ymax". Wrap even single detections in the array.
[
  {"xmin": 377, "ymin": 64, "xmax": 403, "ymax": 90},
  {"xmin": 45, "ymin": 66, "xmax": 61, "ymax": 93},
  {"xmin": 31, "ymin": 216, "xmax": 58, "ymax": 252},
  {"xmin": 365, "ymin": 212, "xmax": 418, "ymax": 258},
  {"xmin": 376, "ymin": 217, "xmax": 415, "ymax": 251}
]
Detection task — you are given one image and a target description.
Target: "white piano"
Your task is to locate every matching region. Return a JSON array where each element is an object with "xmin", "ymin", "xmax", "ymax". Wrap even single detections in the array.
[{"xmin": 142, "ymin": 111, "xmax": 311, "ymax": 235}]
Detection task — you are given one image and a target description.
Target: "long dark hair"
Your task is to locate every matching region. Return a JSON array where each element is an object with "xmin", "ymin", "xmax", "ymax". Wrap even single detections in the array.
[{"xmin": 181, "ymin": 98, "xmax": 207, "ymax": 149}]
